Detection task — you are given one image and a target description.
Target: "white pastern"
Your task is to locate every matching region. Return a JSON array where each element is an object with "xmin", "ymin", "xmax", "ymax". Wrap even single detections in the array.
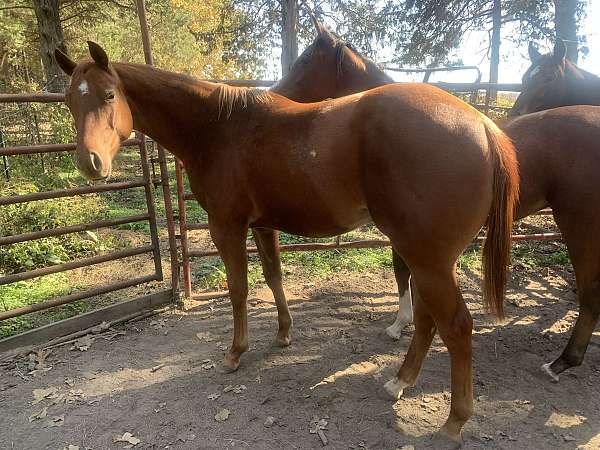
[
  {"xmin": 385, "ymin": 280, "xmax": 414, "ymax": 340},
  {"xmin": 384, "ymin": 377, "xmax": 410, "ymax": 400},
  {"xmin": 541, "ymin": 362, "xmax": 560, "ymax": 382}
]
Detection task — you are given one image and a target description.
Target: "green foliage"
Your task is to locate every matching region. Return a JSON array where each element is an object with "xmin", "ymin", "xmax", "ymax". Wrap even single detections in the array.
[
  {"xmin": 512, "ymin": 242, "xmax": 571, "ymax": 269},
  {"xmin": 0, "ymin": 274, "xmax": 88, "ymax": 338},
  {"xmin": 0, "ymin": 182, "xmax": 109, "ymax": 274}
]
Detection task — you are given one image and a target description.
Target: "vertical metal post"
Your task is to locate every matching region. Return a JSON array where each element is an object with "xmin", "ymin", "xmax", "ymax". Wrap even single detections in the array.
[
  {"xmin": 137, "ymin": 132, "xmax": 163, "ymax": 281},
  {"xmin": 135, "ymin": 0, "xmax": 181, "ymax": 303},
  {"xmin": 175, "ymin": 160, "xmax": 192, "ymax": 297}
]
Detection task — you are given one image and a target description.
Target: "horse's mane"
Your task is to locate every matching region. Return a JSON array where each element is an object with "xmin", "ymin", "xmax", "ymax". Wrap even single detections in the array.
[
  {"xmin": 332, "ymin": 36, "xmax": 392, "ymax": 82},
  {"xmin": 215, "ymin": 84, "xmax": 272, "ymax": 119}
]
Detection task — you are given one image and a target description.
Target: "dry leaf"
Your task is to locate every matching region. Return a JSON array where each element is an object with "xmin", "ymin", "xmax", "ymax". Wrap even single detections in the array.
[
  {"xmin": 223, "ymin": 384, "xmax": 246, "ymax": 394},
  {"xmin": 28, "ymin": 406, "xmax": 48, "ymax": 422},
  {"xmin": 264, "ymin": 416, "xmax": 276, "ymax": 427},
  {"xmin": 91, "ymin": 321, "xmax": 110, "ymax": 334},
  {"xmin": 32, "ymin": 387, "xmax": 59, "ymax": 404},
  {"xmin": 196, "ymin": 332, "xmax": 213, "ymax": 342},
  {"xmin": 64, "ymin": 445, "xmax": 80, "ymax": 450},
  {"xmin": 207, "ymin": 393, "xmax": 221, "ymax": 400},
  {"xmin": 309, "ymin": 417, "xmax": 328, "ymax": 434},
  {"xmin": 114, "ymin": 432, "xmax": 141, "ymax": 446},
  {"xmin": 70, "ymin": 335, "xmax": 94, "ymax": 352},
  {"xmin": 201, "ymin": 360, "xmax": 215, "ymax": 370},
  {"xmin": 214, "ymin": 408, "xmax": 230, "ymax": 422}
]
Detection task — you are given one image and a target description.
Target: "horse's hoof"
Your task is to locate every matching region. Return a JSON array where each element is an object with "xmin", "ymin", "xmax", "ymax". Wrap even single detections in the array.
[
  {"xmin": 385, "ymin": 324, "xmax": 403, "ymax": 340},
  {"xmin": 274, "ymin": 332, "xmax": 292, "ymax": 347},
  {"xmin": 223, "ymin": 353, "xmax": 240, "ymax": 373},
  {"xmin": 541, "ymin": 362, "xmax": 559, "ymax": 382},
  {"xmin": 384, "ymin": 377, "xmax": 408, "ymax": 400},
  {"xmin": 433, "ymin": 427, "xmax": 462, "ymax": 449}
]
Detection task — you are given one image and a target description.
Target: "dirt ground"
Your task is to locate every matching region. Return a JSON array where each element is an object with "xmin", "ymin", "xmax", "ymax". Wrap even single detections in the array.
[{"xmin": 1, "ymin": 262, "xmax": 599, "ymax": 450}]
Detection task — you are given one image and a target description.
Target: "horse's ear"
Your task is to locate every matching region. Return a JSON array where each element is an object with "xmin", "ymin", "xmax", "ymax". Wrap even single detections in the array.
[
  {"xmin": 87, "ymin": 41, "xmax": 109, "ymax": 70},
  {"xmin": 528, "ymin": 42, "xmax": 541, "ymax": 62},
  {"xmin": 553, "ymin": 38, "xmax": 567, "ymax": 65},
  {"xmin": 55, "ymin": 48, "xmax": 76, "ymax": 76}
]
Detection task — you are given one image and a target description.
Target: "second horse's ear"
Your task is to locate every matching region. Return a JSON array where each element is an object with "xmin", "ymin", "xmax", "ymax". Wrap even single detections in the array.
[
  {"xmin": 87, "ymin": 41, "xmax": 109, "ymax": 70},
  {"xmin": 528, "ymin": 42, "xmax": 541, "ymax": 62},
  {"xmin": 553, "ymin": 38, "xmax": 567, "ymax": 65},
  {"xmin": 55, "ymin": 48, "xmax": 76, "ymax": 76}
]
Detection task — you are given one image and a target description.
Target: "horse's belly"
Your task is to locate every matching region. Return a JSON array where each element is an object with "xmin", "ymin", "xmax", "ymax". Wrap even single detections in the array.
[{"xmin": 250, "ymin": 198, "xmax": 371, "ymax": 238}]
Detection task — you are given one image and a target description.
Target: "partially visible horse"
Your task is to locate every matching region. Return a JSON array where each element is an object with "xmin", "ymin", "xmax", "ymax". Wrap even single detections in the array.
[
  {"xmin": 56, "ymin": 42, "xmax": 519, "ymax": 443},
  {"xmin": 273, "ymin": 20, "xmax": 600, "ymax": 386},
  {"xmin": 509, "ymin": 39, "xmax": 600, "ymax": 116}
]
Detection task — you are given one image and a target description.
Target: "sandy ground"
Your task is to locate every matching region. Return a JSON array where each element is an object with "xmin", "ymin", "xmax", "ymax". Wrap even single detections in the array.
[{"xmin": 1, "ymin": 263, "xmax": 599, "ymax": 450}]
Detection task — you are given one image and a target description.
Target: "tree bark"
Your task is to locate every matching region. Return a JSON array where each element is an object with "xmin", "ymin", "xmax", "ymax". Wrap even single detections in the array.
[
  {"xmin": 32, "ymin": 0, "xmax": 68, "ymax": 92},
  {"xmin": 554, "ymin": 0, "xmax": 578, "ymax": 62},
  {"xmin": 280, "ymin": 0, "xmax": 298, "ymax": 76},
  {"xmin": 488, "ymin": 0, "xmax": 501, "ymax": 101}
]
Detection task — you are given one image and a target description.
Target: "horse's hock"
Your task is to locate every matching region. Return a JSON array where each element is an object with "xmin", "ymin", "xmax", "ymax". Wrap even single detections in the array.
[{"xmin": 0, "ymin": 81, "xmax": 559, "ymax": 352}]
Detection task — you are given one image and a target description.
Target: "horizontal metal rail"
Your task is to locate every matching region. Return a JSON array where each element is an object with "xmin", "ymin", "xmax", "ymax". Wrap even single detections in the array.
[
  {"xmin": 0, "ymin": 93, "xmax": 65, "ymax": 103},
  {"xmin": 188, "ymin": 232, "xmax": 562, "ymax": 259},
  {"xmin": 0, "ymin": 138, "xmax": 141, "ymax": 157},
  {"xmin": 0, "ymin": 245, "xmax": 154, "ymax": 286},
  {"xmin": 0, "ymin": 273, "xmax": 160, "ymax": 321},
  {"xmin": 0, "ymin": 213, "xmax": 149, "ymax": 246},
  {"xmin": 0, "ymin": 179, "xmax": 146, "ymax": 206},
  {"xmin": 433, "ymin": 82, "xmax": 522, "ymax": 92}
]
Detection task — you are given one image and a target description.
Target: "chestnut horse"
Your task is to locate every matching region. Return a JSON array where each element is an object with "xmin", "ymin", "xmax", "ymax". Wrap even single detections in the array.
[
  {"xmin": 509, "ymin": 40, "xmax": 600, "ymax": 116},
  {"xmin": 274, "ymin": 21, "xmax": 600, "ymax": 384},
  {"xmin": 56, "ymin": 42, "xmax": 518, "ymax": 443}
]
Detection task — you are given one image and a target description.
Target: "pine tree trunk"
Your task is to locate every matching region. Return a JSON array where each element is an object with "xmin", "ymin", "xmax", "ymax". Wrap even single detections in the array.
[
  {"xmin": 554, "ymin": 0, "xmax": 578, "ymax": 62},
  {"xmin": 32, "ymin": 0, "xmax": 68, "ymax": 92},
  {"xmin": 488, "ymin": 0, "xmax": 501, "ymax": 101},
  {"xmin": 280, "ymin": 0, "xmax": 298, "ymax": 76}
]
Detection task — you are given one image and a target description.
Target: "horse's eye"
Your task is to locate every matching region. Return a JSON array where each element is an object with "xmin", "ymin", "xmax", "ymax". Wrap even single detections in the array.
[{"xmin": 105, "ymin": 90, "xmax": 115, "ymax": 102}]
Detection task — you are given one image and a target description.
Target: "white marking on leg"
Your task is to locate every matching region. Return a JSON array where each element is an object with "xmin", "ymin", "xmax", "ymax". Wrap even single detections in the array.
[
  {"xmin": 78, "ymin": 80, "xmax": 89, "ymax": 95},
  {"xmin": 541, "ymin": 361, "xmax": 560, "ymax": 382},
  {"xmin": 386, "ymin": 276, "xmax": 414, "ymax": 340},
  {"xmin": 384, "ymin": 377, "xmax": 410, "ymax": 400}
]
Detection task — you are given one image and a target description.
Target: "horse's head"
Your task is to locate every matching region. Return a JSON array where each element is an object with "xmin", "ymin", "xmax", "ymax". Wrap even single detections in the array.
[
  {"xmin": 55, "ymin": 42, "xmax": 133, "ymax": 181},
  {"xmin": 273, "ymin": 16, "xmax": 390, "ymax": 101},
  {"xmin": 509, "ymin": 40, "xmax": 569, "ymax": 116}
]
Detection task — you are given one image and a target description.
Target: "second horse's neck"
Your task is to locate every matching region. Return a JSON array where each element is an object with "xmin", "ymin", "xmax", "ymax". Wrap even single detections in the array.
[{"xmin": 565, "ymin": 63, "xmax": 600, "ymax": 106}]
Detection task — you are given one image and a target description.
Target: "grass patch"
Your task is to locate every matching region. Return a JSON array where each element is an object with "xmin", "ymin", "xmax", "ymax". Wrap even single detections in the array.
[
  {"xmin": 0, "ymin": 274, "xmax": 90, "ymax": 338},
  {"xmin": 512, "ymin": 243, "xmax": 570, "ymax": 269}
]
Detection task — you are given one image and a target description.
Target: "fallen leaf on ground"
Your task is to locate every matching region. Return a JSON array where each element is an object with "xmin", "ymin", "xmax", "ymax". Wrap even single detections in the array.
[
  {"xmin": 264, "ymin": 416, "xmax": 276, "ymax": 427},
  {"xmin": 207, "ymin": 393, "xmax": 221, "ymax": 400},
  {"xmin": 196, "ymin": 332, "xmax": 214, "ymax": 342},
  {"xmin": 32, "ymin": 387, "xmax": 59, "ymax": 404},
  {"xmin": 63, "ymin": 445, "xmax": 80, "ymax": 450},
  {"xmin": 215, "ymin": 408, "xmax": 230, "ymax": 422},
  {"xmin": 114, "ymin": 432, "xmax": 141, "ymax": 446},
  {"xmin": 201, "ymin": 360, "xmax": 215, "ymax": 370},
  {"xmin": 309, "ymin": 417, "xmax": 328, "ymax": 434},
  {"xmin": 70, "ymin": 335, "xmax": 94, "ymax": 352},
  {"xmin": 91, "ymin": 321, "xmax": 110, "ymax": 334},
  {"xmin": 223, "ymin": 384, "xmax": 246, "ymax": 394},
  {"xmin": 28, "ymin": 406, "xmax": 48, "ymax": 422}
]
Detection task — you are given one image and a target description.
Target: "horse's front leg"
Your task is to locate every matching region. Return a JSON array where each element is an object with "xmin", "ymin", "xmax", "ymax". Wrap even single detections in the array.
[
  {"xmin": 252, "ymin": 228, "xmax": 292, "ymax": 346},
  {"xmin": 209, "ymin": 220, "xmax": 249, "ymax": 372}
]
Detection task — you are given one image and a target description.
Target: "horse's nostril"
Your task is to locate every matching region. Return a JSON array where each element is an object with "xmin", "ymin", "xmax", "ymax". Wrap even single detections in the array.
[{"xmin": 90, "ymin": 152, "xmax": 103, "ymax": 172}]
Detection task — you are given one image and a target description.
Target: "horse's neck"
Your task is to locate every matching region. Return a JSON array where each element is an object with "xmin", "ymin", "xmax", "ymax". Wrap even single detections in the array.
[
  {"xmin": 566, "ymin": 65, "xmax": 600, "ymax": 105},
  {"xmin": 114, "ymin": 63, "xmax": 217, "ymax": 162}
]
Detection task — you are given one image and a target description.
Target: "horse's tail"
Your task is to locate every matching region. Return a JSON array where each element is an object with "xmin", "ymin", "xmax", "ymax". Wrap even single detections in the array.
[{"xmin": 481, "ymin": 120, "xmax": 519, "ymax": 319}]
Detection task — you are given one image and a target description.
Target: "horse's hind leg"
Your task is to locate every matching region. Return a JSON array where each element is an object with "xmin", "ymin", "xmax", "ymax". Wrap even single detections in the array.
[
  {"xmin": 542, "ymin": 213, "xmax": 600, "ymax": 380},
  {"xmin": 252, "ymin": 228, "xmax": 292, "ymax": 347},
  {"xmin": 386, "ymin": 250, "xmax": 414, "ymax": 339},
  {"xmin": 385, "ymin": 281, "xmax": 435, "ymax": 396},
  {"xmin": 388, "ymin": 266, "xmax": 473, "ymax": 444}
]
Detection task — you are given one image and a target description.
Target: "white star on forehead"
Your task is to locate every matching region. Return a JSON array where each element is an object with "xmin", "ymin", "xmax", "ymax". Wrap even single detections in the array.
[{"xmin": 78, "ymin": 80, "xmax": 89, "ymax": 95}]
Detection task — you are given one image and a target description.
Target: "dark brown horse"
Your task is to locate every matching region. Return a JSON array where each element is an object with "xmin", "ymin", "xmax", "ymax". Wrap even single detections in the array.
[
  {"xmin": 56, "ymin": 42, "xmax": 519, "ymax": 443},
  {"xmin": 274, "ymin": 21, "xmax": 600, "ymax": 387},
  {"xmin": 509, "ymin": 40, "xmax": 600, "ymax": 116}
]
